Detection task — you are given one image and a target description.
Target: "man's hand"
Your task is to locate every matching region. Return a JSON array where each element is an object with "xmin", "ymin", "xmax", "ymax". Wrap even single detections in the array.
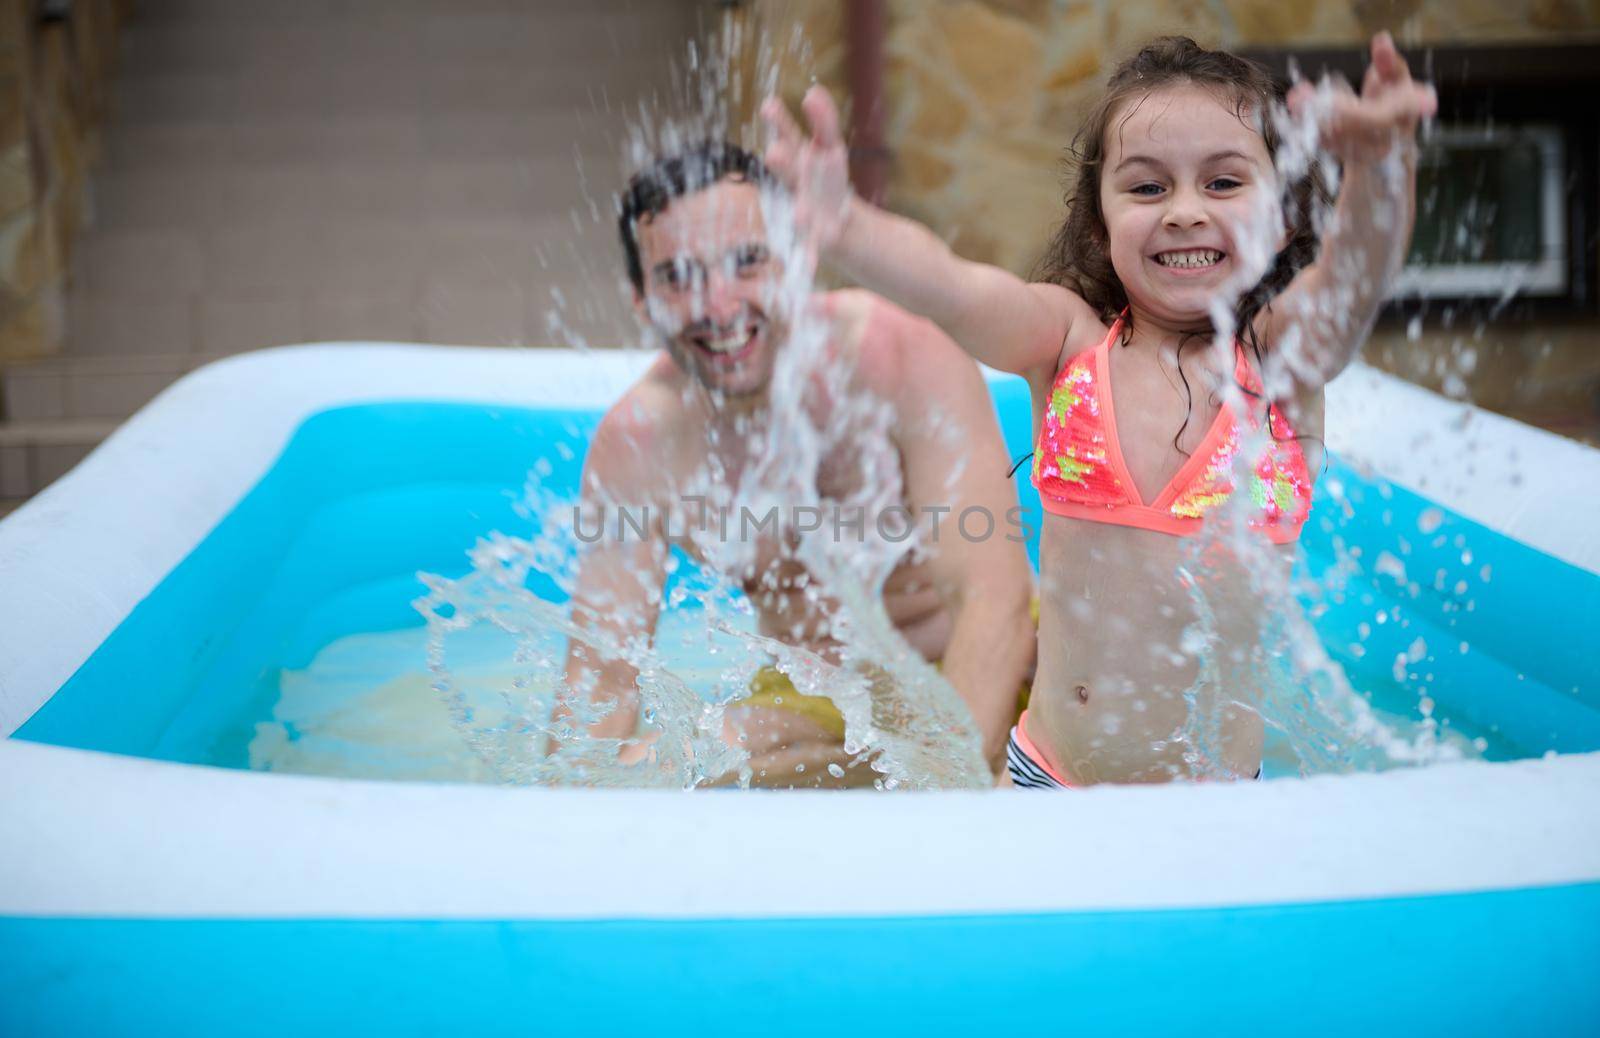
[
  {"xmin": 617, "ymin": 728, "xmax": 659, "ymax": 767},
  {"xmin": 1288, "ymin": 31, "xmax": 1437, "ymax": 165},
  {"xmin": 555, "ymin": 398, "xmax": 672, "ymax": 762},
  {"xmin": 761, "ymin": 86, "xmax": 856, "ymax": 250}
]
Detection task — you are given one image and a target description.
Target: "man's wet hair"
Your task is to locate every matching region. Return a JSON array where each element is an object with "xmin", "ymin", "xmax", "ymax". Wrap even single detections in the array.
[{"xmin": 618, "ymin": 141, "xmax": 773, "ymax": 293}]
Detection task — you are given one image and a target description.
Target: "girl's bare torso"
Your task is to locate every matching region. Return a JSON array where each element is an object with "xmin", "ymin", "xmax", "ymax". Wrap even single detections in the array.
[{"xmin": 1025, "ymin": 316, "xmax": 1323, "ymax": 783}]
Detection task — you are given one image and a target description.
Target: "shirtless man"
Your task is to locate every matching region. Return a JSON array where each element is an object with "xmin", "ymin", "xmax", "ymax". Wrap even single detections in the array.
[{"xmin": 557, "ymin": 142, "xmax": 1033, "ymax": 787}]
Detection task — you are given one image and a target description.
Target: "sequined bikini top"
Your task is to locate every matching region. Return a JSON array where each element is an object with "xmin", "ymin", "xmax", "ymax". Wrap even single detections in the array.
[{"xmin": 1030, "ymin": 317, "xmax": 1313, "ymax": 544}]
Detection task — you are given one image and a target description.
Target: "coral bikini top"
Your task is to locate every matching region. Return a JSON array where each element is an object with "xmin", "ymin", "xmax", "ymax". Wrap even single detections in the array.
[{"xmin": 1030, "ymin": 317, "xmax": 1313, "ymax": 544}]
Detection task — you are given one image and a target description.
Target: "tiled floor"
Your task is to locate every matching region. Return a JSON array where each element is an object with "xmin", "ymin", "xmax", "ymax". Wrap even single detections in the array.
[{"xmin": 1, "ymin": 0, "xmax": 713, "ymax": 500}]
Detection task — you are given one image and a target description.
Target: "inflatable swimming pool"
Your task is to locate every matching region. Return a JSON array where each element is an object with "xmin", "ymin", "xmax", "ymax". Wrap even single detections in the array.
[{"xmin": 2, "ymin": 343, "xmax": 1597, "ymax": 1035}]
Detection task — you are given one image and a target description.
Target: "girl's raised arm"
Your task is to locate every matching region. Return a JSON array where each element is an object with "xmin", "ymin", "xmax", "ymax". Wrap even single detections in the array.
[
  {"xmin": 763, "ymin": 87, "xmax": 1074, "ymax": 381},
  {"xmin": 1259, "ymin": 32, "xmax": 1437, "ymax": 394}
]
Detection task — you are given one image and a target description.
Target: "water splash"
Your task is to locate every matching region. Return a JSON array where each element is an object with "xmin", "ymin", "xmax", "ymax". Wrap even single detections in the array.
[
  {"xmin": 415, "ymin": 22, "xmax": 988, "ymax": 790},
  {"xmin": 1160, "ymin": 73, "xmax": 1480, "ymax": 778},
  {"xmin": 410, "ymin": 34, "xmax": 1500, "ymax": 790}
]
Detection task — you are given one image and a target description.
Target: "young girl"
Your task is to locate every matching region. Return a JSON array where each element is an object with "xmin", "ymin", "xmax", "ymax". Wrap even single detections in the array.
[{"xmin": 762, "ymin": 33, "xmax": 1436, "ymax": 786}]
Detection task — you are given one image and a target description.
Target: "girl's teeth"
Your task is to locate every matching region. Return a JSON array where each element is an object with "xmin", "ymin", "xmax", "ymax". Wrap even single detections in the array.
[{"xmin": 1158, "ymin": 250, "xmax": 1222, "ymax": 269}]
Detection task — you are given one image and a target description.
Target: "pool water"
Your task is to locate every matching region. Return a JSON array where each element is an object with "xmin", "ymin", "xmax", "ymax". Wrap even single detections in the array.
[
  {"xmin": 16, "ymin": 389, "xmax": 1600, "ymax": 779},
  {"xmin": 246, "ymin": 608, "xmax": 747, "ymax": 782},
  {"xmin": 238, "ymin": 620, "xmax": 1502, "ymax": 784}
]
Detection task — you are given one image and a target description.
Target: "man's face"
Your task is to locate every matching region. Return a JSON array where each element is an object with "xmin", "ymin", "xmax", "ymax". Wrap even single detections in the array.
[{"xmin": 633, "ymin": 179, "xmax": 785, "ymax": 398}]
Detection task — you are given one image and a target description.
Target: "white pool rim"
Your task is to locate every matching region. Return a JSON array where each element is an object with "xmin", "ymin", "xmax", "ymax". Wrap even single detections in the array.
[{"xmin": 1, "ymin": 343, "xmax": 1597, "ymax": 921}]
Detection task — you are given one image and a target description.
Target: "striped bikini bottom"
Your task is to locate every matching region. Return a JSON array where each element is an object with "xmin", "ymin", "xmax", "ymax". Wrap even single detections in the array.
[
  {"xmin": 1006, "ymin": 712, "xmax": 1263, "ymax": 788},
  {"xmin": 1006, "ymin": 713, "xmax": 1072, "ymax": 788}
]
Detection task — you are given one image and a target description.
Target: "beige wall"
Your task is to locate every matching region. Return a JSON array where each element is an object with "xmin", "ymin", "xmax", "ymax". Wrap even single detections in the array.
[
  {"xmin": 738, "ymin": 0, "xmax": 1600, "ymax": 270},
  {"xmin": 730, "ymin": 0, "xmax": 1600, "ymax": 439}
]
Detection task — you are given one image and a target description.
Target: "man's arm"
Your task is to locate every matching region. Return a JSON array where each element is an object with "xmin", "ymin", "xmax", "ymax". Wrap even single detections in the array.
[
  {"xmin": 872, "ymin": 302, "xmax": 1036, "ymax": 772},
  {"xmin": 1258, "ymin": 32, "xmax": 1436, "ymax": 394},
  {"xmin": 552, "ymin": 408, "xmax": 670, "ymax": 757}
]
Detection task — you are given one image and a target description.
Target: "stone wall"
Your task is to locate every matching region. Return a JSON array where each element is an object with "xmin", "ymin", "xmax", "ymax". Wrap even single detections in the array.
[
  {"xmin": 730, "ymin": 0, "xmax": 1600, "ymax": 440},
  {"xmin": 0, "ymin": 0, "xmax": 124, "ymax": 365}
]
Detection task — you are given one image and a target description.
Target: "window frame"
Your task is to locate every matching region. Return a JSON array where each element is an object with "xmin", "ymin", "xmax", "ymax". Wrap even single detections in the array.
[
  {"xmin": 1239, "ymin": 43, "xmax": 1600, "ymax": 320},
  {"xmin": 1393, "ymin": 123, "xmax": 1568, "ymax": 299}
]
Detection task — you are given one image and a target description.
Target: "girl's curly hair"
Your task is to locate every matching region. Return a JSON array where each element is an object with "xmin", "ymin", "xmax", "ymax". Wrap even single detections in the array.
[{"xmin": 1033, "ymin": 37, "xmax": 1332, "ymax": 452}]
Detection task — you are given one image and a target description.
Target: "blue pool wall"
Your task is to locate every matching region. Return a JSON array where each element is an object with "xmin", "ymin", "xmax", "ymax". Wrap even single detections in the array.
[
  {"xmin": 3, "ymin": 880, "xmax": 1598, "ymax": 1037},
  {"xmin": 16, "ymin": 385, "xmax": 1600, "ymax": 763}
]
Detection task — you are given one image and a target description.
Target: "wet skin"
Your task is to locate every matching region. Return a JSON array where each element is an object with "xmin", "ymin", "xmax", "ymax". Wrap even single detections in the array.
[
  {"xmin": 561, "ymin": 180, "xmax": 1034, "ymax": 787},
  {"xmin": 762, "ymin": 32, "xmax": 1430, "ymax": 783},
  {"xmin": 1024, "ymin": 86, "xmax": 1325, "ymax": 783}
]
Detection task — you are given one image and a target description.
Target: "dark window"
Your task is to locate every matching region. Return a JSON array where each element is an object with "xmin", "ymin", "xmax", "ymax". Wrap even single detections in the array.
[
  {"xmin": 1399, "ymin": 124, "xmax": 1566, "ymax": 298},
  {"xmin": 1241, "ymin": 44, "xmax": 1600, "ymax": 316}
]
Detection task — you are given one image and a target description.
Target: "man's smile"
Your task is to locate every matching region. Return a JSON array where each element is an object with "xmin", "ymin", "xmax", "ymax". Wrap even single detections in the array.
[{"xmin": 688, "ymin": 317, "xmax": 765, "ymax": 365}]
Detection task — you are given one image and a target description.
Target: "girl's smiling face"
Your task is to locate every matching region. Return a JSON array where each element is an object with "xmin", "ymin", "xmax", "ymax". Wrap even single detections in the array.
[{"xmin": 1100, "ymin": 83, "xmax": 1283, "ymax": 329}]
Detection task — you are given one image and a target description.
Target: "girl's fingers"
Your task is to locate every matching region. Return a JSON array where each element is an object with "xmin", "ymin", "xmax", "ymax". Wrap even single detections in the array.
[
  {"xmin": 763, "ymin": 139, "xmax": 792, "ymax": 181},
  {"xmin": 1286, "ymin": 80, "xmax": 1315, "ymax": 116},
  {"xmin": 1372, "ymin": 83, "xmax": 1435, "ymax": 124},
  {"xmin": 1414, "ymin": 82, "xmax": 1438, "ymax": 119},
  {"xmin": 764, "ymin": 98, "xmax": 812, "ymax": 160},
  {"xmin": 801, "ymin": 85, "xmax": 845, "ymax": 150},
  {"xmin": 760, "ymin": 114, "xmax": 787, "ymax": 168},
  {"xmin": 759, "ymin": 96, "xmax": 780, "ymax": 133},
  {"xmin": 1362, "ymin": 52, "xmax": 1384, "ymax": 97},
  {"xmin": 1362, "ymin": 32, "xmax": 1394, "ymax": 96},
  {"xmin": 1370, "ymin": 31, "xmax": 1403, "ymax": 83},
  {"xmin": 1369, "ymin": 30, "xmax": 1395, "ymax": 79},
  {"xmin": 760, "ymin": 96, "xmax": 805, "ymax": 152},
  {"xmin": 1323, "ymin": 82, "xmax": 1435, "ymax": 150}
]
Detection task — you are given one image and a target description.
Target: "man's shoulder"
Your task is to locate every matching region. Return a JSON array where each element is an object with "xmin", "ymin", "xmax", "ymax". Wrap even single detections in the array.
[
  {"xmin": 586, "ymin": 356, "xmax": 684, "ymax": 484},
  {"xmin": 819, "ymin": 289, "xmax": 902, "ymax": 374},
  {"xmin": 821, "ymin": 289, "xmax": 973, "ymax": 391},
  {"xmin": 601, "ymin": 355, "xmax": 684, "ymax": 431},
  {"xmin": 820, "ymin": 288, "xmax": 921, "ymax": 343}
]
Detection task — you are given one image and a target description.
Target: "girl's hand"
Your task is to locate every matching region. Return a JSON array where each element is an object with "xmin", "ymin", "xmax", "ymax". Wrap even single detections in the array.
[
  {"xmin": 1288, "ymin": 31, "xmax": 1437, "ymax": 164},
  {"xmin": 761, "ymin": 85, "xmax": 857, "ymax": 249}
]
